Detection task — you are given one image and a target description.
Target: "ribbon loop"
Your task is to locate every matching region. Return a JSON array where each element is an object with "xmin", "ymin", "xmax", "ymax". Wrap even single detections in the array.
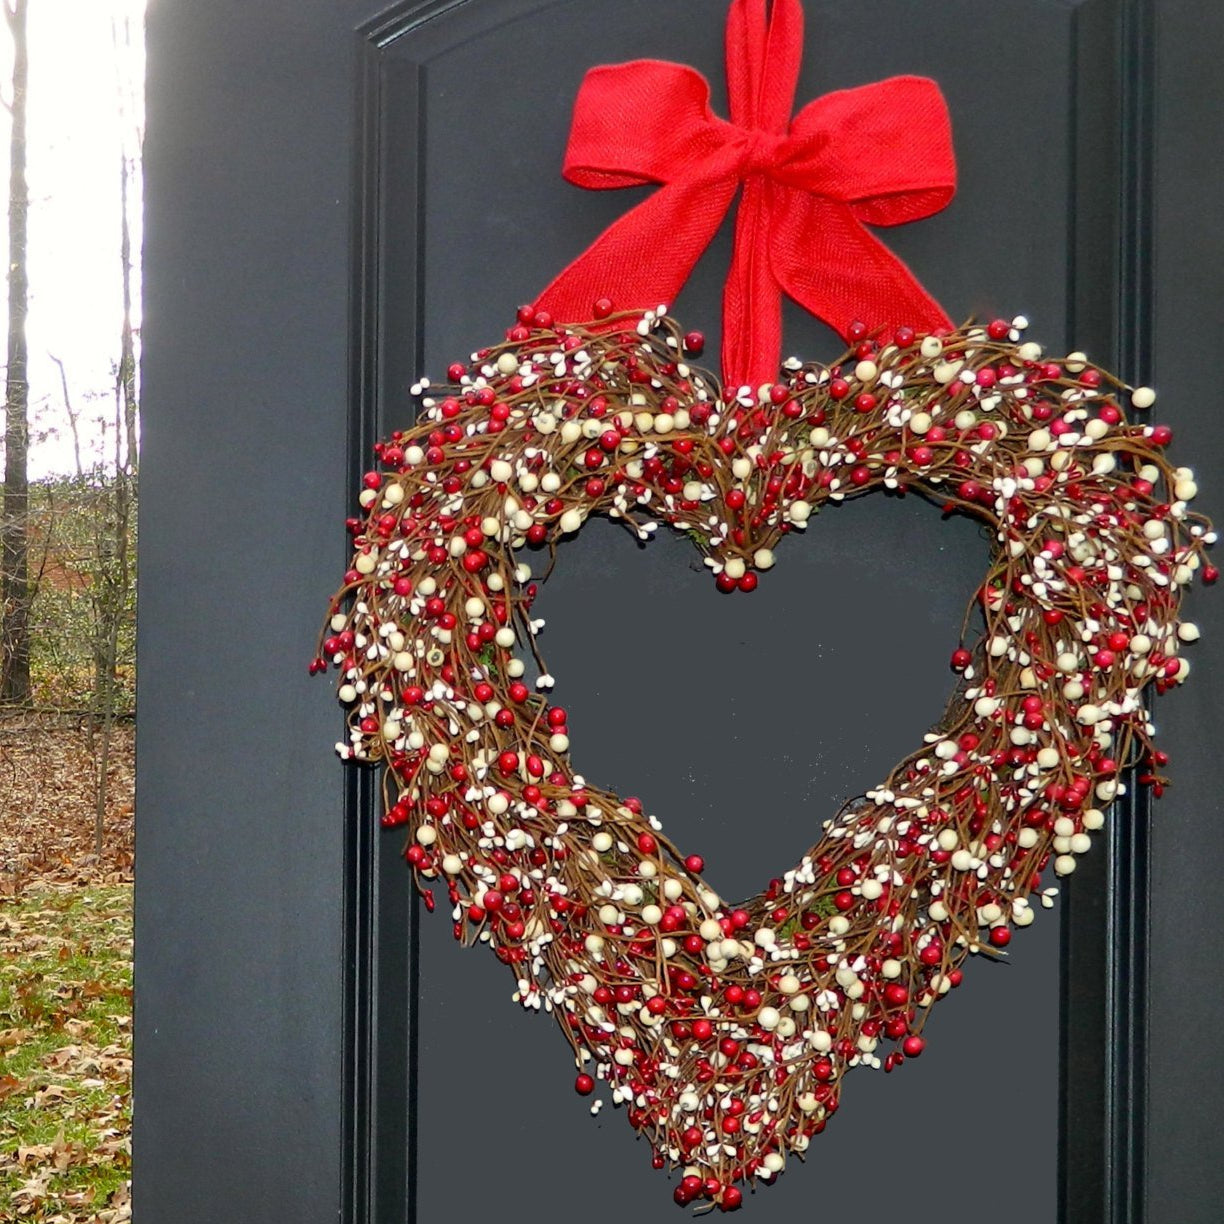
[
  {"xmin": 788, "ymin": 77, "xmax": 957, "ymax": 214},
  {"xmin": 536, "ymin": 0, "xmax": 956, "ymax": 388},
  {"xmin": 561, "ymin": 62, "xmax": 729, "ymax": 190}
]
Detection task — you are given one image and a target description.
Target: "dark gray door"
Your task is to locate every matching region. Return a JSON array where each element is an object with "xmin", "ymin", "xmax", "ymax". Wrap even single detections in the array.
[{"xmin": 137, "ymin": 2, "xmax": 1224, "ymax": 1222}]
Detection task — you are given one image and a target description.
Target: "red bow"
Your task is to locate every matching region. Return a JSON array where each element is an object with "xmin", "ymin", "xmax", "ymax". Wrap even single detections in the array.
[{"xmin": 535, "ymin": 0, "xmax": 956, "ymax": 389}]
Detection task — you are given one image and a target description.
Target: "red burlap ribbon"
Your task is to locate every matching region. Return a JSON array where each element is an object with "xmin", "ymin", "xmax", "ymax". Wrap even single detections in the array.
[{"xmin": 535, "ymin": 0, "xmax": 956, "ymax": 389}]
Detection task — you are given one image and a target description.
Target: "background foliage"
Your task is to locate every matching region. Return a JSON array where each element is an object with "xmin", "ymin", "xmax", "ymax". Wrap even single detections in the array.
[{"xmin": 25, "ymin": 473, "xmax": 136, "ymax": 714}]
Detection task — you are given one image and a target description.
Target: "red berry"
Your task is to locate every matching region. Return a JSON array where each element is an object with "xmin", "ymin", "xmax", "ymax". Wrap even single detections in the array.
[
  {"xmin": 575, "ymin": 1073, "xmax": 595, "ymax": 1095},
  {"xmin": 902, "ymin": 1035, "xmax": 926, "ymax": 1057}
]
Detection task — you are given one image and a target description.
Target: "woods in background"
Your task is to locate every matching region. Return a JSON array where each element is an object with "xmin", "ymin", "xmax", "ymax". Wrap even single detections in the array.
[{"xmin": 0, "ymin": 0, "xmax": 140, "ymax": 857}]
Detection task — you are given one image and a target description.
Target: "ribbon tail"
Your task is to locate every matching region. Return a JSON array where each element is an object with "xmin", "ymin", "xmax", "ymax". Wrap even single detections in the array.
[
  {"xmin": 722, "ymin": 177, "xmax": 783, "ymax": 390},
  {"xmin": 536, "ymin": 176, "xmax": 738, "ymax": 326},
  {"xmin": 771, "ymin": 194, "xmax": 953, "ymax": 343}
]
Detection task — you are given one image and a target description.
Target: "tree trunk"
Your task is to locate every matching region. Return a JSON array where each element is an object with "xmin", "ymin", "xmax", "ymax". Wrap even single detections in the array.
[
  {"xmin": 1, "ymin": 0, "xmax": 29, "ymax": 706},
  {"xmin": 95, "ymin": 29, "xmax": 140, "ymax": 855}
]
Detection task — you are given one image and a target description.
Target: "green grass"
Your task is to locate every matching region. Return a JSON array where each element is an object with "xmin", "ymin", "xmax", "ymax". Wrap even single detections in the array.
[{"xmin": 0, "ymin": 885, "xmax": 132, "ymax": 1221}]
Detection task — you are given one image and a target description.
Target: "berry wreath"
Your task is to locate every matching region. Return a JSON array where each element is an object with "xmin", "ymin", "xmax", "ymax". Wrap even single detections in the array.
[{"xmin": 315, "ymin": 306, "xmax": 1214, "ymax": 1211}]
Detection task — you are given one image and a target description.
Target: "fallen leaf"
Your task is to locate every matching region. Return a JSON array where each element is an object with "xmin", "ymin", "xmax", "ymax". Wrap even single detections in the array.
[{"xmin": 16, "ymin": 1143, "xmax": 56, "ymax": 1166}]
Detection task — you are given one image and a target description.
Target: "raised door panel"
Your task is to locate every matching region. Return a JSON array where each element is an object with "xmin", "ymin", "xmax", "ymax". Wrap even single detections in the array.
[{"xmin": 352, "ymin": 2, "xmax": 1125, "ymax": 1220}]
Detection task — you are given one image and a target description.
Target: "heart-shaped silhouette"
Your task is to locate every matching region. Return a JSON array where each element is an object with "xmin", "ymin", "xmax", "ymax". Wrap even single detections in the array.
[{"xmin": 318, "ymin": 311, "xmax": 1212, "ymax": 1211}]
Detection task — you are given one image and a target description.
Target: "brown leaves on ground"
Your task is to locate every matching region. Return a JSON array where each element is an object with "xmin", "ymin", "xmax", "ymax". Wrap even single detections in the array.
[
  {"xmin": 0, "ymin": 712, "xmax": 133, "ymax": 893},
  {"xmin": 1, "ymin": 713, "xmax": 133, "ymax": 1221},
  {"xmin": 1, "ymin": 887, "xmax": 132, "ymax": 1221}
]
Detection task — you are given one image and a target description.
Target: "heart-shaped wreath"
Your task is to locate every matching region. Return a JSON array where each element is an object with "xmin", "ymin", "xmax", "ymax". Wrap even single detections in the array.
[{"xmin": 315, "ymin": 308, "xmax": 1214, "ymax": 1210}]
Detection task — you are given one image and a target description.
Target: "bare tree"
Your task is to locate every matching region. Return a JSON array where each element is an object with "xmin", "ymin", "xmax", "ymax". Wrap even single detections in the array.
[
  {"xmin": 88, "ymin": 11, "xmax": 141, "ymax": 853},
  {"xmin": 48, "ymin": 353, "xmax": 83, "ymax": 477},
  {"xmin": 0, "ymin": 0, "xmax": 28, "ymax": 705}
]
